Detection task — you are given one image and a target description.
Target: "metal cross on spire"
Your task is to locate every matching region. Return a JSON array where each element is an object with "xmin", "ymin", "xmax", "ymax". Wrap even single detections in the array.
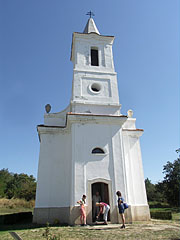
[{"xmin": 86, "ymin": 11, "xmax": 95, "ymax": 18}]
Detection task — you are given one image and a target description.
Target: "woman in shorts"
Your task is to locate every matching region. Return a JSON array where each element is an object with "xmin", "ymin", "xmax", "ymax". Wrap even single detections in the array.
[
  {"xmin": 77, "ymin": 194, "xmax": 87, "ymax": 226},
  {"xmin": 116, "ymin": 191, "xmax": 126, "ymax": 228}
]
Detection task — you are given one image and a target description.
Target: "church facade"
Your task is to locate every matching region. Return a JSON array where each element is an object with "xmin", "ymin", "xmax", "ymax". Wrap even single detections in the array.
[{"xmin": 33, "ymin": 17, "xmax": 150, "ymax": 225}]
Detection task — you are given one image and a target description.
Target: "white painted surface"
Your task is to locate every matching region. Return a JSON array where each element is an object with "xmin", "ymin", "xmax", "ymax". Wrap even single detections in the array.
[
  {"xmin": 35, "ymin": 129, "xmax": 71, "ymax": 207},
  {"xmin": 34, "ymin": 18, "xmax": 149, "ymax": 223},
  {"xmin": 122, "ymin": 128, "xmax": 148, "ymax": 205},
  {"xmin": 83, "ymin": 17, "xmax": 100, "ymax": 34}
]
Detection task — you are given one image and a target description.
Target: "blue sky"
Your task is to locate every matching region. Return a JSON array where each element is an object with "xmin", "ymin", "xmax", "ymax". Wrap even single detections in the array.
[{"xmin": 0, "ymin": 0, "xmax": 179, "ymax": 183}]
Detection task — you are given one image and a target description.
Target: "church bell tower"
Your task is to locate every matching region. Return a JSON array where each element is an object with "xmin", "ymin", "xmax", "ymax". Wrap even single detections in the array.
[{"xmin": 70, "ymin": 17, "xmax": 121, "ymax": 115}]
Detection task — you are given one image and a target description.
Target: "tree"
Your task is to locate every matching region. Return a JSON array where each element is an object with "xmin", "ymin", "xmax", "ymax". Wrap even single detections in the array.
[
  {"xmin": 145, "ymin": 178, "xmax": 164, "ymax": 202},
  {"xmin": 0, "ymin": 169, "xmax": 36, "ymax": 201},
  {"xmin": 0, "ymin": 169, "xmax": 13, "ymax": 197},
  {"xmin": 145, "ymin": 178, "xmax": 156, "ymax": 201},
  {"xmin": 161, "ymin": 158, "xmax": 180, "ymax": 206},
  {"xmin": 5, "ymin": 173, "xmax": 36, "ymax": 201}
]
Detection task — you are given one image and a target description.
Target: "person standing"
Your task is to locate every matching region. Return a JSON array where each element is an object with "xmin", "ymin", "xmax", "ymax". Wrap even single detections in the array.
[
  {"xmin": 77, "ymin": 195, "xmax": 87, "ymax": 226},
  {"xmin": 92, "ymin": 191, "xmax": 101, "ymax": 221},
  {"xmin": 96, "ymin": 202, "xmax": 110, "ymax": 225},
  {"xmin": 116, "ymin": 191, "xmax": 126, "ymax": 228}
]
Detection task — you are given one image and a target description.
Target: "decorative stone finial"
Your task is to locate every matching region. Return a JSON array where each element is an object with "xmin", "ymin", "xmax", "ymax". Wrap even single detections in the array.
[
  {"xmin": 127, "ymin": 109, "xmax": 133, "ymax": 118},
  {"xmin": 45, "ymin": 104, "xmax": 51, "ymax": 113}
]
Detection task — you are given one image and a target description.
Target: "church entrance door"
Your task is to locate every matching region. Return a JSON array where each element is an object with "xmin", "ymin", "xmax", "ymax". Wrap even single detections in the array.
[{"xmin": 91, "ymin": 182, "xmax": 110, "ymax": 222}]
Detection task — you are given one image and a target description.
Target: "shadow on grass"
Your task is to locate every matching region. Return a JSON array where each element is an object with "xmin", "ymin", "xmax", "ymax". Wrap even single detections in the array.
[
  {"xmin": 0, "ymin": 221, "xmax": 71, "ymax": 232},
  {"xmin": 0, "ymin": 221, "xmax": 45, "ymax": 232}
]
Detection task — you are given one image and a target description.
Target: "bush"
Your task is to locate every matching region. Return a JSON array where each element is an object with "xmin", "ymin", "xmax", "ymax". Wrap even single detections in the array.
[{"xmin": 150, "ymin": 210, "xmax": 172, "ymax": 220}]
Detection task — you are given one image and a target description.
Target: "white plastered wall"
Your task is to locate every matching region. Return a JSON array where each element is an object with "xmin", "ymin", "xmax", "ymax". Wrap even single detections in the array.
[
  {"xmin": 35, "ymin": 130, "xmax": 72, "ymax": 208},
  {"xmin": 71, "ymin": 71, "xmax": 120, "ymax": 109},
  {"xmin": 72, "ymin": 33, "xmax": 115, "ymax": 71},
  {"xmin": 122, "ymin": 128, "xmax": 148, "ymax": 206},
  {"xmin": 71, "ymin": 33, "xmax": 121, "ymax": 116},
  {"xmin": 44, "ymin": 105, "xmax": 70, "ymax": 126},
  {"xmin": 71, "ymin": 121, "xmax": 125, "ymax": 209}
]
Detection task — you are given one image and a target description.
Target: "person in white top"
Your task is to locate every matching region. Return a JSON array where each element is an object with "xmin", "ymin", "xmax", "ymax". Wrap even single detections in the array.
[{"xmin": 96, "ymin": 202, "xmax": 110, "ymax": 225}]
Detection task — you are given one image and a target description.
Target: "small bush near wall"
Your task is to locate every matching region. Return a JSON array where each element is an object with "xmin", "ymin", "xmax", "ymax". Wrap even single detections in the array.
[{"xmin": 150, "ymin": 211, "xmax": 172, "ymax": 220}]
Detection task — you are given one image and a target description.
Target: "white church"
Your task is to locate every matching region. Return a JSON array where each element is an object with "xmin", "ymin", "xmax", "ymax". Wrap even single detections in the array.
[{"xmin": 33, "ymin": 16, "xmax": 150, "ymax": 225}]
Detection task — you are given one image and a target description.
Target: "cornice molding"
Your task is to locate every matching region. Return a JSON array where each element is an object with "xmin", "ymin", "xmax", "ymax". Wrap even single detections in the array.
[
  {"xmin": 73, "ymin": 68, "xmax": 117, "ymax": 76},
  {"xmin": 122, "ymin": 128, "xmax": 144, "ymax": 138},
  {"xmin": 37, "ymin": 112, "xmax": 127, "ymax": 138}
]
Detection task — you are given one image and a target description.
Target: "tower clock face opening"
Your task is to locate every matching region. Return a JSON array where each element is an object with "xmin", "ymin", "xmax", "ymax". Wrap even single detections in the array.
[{"xmin": 90, "ymin": 83, "xmax": 101, "ymax": 93}]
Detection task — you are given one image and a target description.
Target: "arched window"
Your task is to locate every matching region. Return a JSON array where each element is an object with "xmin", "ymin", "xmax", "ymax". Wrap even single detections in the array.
[{"xmin": 92, "ymin": 148, "xmax": 105, "ymax": 154}]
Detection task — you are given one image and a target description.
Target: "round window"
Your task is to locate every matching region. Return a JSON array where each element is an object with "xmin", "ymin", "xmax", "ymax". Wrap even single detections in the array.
[{"xmin": 90, "ymin": 83, "xmax": 101, "ymax": 93}]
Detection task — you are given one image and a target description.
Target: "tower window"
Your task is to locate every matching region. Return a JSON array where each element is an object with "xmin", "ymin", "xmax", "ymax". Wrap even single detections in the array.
[
  {"xmin": 91, "ymin": 48, "xmax": 99, "ymax": 66},
  {"xmin": 92, "ymin": 148, "xmax": 105, "ymax": 154},
  {"xmin": 91, "ymin": 83, "xmax": 101, "ymax": 93}
]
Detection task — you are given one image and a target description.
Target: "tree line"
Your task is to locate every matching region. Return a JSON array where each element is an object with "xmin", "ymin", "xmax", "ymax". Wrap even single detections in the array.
[
  {"xmin": 0, "ymin": 158, "xmax": 179, "ymax": 205},
  {"xmin": 145, "ymin": 158, "xmax": 180, "ymax": 207},
  {"xmin": 0, "ymin": 169, "xmax": 36, "ymax": 201}
]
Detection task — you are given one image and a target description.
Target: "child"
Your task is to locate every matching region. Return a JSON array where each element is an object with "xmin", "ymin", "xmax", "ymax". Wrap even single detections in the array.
[
  {"xmin": 96, "ymin": 202, "xmax": 110, "ymax": 225},
  {"xmin": 116, "ymin": 191, "xmax": 126, "ymax": 228},
  {"xmin": 77, "ymin": 195, "xmax": 87, "ymax": 226}
]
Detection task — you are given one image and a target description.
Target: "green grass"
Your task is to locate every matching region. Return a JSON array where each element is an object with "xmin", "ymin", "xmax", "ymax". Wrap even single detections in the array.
[
  {"xmin": 0, "ymin": 220, "xmax": 179, "ymax": 240},
  {"xmin": 0, "ymin": 207, "xmax": 33, "ymax": 215},
  {"xmin": 148, "ymin": 201, "xmax": 170, "ymax": 208},
  {"xmin": 0, "ymin": 198, "xmax": 34, "ymax": 215},
  {"xmin": 0, "ymin": 199, "xmax": 179, "ymax": 239},
  {"xmin": 150, "ymin": 207, "xmax": 179, "ymax": 212}
]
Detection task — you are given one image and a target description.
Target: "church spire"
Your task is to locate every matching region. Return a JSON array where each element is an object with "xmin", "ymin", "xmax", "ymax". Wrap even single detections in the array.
[{"xmin": 83, "ymin": 16, "xmax": 100, "ymax": 35}]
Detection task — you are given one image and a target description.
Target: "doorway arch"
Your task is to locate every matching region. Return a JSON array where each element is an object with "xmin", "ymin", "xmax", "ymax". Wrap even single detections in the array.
[
  {"xmin": 87, "ymin": 179, "xmax": 112, "ymax": 224},
  {"xmin": 92, "ymin": 182, "xmax": 110, "ymax": 222}
]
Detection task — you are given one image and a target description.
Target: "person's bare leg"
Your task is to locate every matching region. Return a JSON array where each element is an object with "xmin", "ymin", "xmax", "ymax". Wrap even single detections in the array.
[
  {"xmin": 84, "ymin": 214, "xmax": 86, "ymax": 225},
  {"xmin": 120, "ymin": 213, "xmax": 125, "ymax": 228},
  {"xmin": 80, "ymin": 214, "xmax": 83, "ymax": 225}
]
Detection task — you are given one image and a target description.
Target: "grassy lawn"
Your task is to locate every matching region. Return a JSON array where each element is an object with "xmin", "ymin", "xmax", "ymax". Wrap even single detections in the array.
[
  {"xmin": 0, "ymin": 220, "xmax": 180, "ymax": 240},
  {"xmin": 0, "ymin": 199, "xmax": 179, "ymax": 239},
  {"xmin": 0, "ymin": 207, "xmax": 33, "ymax": 215},
  {"xmin": 0, "ymin": 198, "xmax": 34, "ymax": 215}
]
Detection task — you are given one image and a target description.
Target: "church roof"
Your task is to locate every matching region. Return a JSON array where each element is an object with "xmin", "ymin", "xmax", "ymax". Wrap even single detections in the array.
[{"xmin": 83, "ymin": 17, "xmax": 100, "ymax": 34}]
